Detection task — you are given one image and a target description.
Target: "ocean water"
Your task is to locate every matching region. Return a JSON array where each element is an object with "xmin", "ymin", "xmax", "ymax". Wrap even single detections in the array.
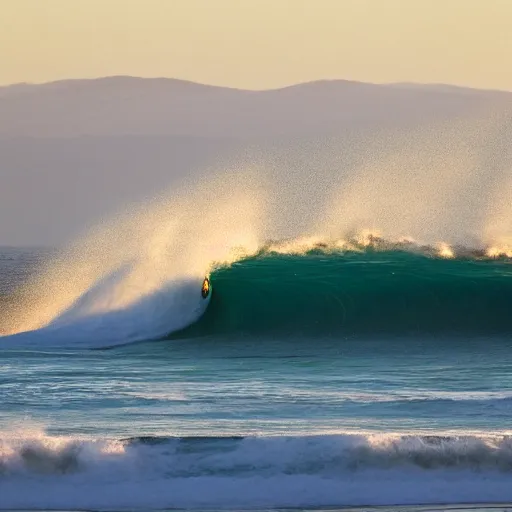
[{"xmin": 1, "ymin": 240, "xmax": 512, "ymax": 510}]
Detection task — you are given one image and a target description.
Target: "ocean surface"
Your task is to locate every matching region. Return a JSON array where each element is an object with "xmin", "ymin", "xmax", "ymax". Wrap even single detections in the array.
[{"xmin": 1, "ymin": 242, "xmax": 512, "ymax": 510}]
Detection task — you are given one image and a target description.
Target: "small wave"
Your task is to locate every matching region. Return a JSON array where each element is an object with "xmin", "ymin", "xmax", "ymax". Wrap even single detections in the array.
[
  {"xmin": 2, "ymin": 432, "xmax": 512, "ymax": 509},
  {"xmin": 270, "ymin": 387, "xmax": 512, "ymax": 405}
]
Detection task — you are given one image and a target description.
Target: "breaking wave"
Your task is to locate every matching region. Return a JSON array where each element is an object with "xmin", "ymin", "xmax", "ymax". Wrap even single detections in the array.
[
  {"xmin": 2, "ymin": 108, "xmax": 512, "ymax": 347},
  {"xmin": 2, "ymin": 431, "xmax": 512, "ymax": 509},
  {"xmin": 172, "ymin": 239, "xmax": 512, "ymax": 340}
]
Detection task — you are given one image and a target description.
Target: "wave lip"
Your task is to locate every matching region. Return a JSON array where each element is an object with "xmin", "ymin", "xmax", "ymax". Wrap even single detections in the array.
[{"xmin": 2, "ymin": 432, "xmax": 512, "ymax": 509}]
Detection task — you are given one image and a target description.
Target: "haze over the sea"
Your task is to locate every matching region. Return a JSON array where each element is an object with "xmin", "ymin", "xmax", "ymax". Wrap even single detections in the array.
[{"xmin": 1, "ymin": 76, "xmax": 511, "ymax": 246}]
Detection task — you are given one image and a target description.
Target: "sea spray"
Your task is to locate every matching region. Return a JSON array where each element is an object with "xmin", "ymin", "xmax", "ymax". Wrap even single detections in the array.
[
  {"xmin": 3, "ymin": 107, "xmax": 512, "ymax": 346},
  {"xmin": 4, "ymin": 170, "xmax": 266, "ymax": 342}
]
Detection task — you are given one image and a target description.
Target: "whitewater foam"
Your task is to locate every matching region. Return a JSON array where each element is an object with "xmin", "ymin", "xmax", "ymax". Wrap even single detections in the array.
[{"xmin": 3, "ymin": 431, "xmax": 512, "ymax": 509}]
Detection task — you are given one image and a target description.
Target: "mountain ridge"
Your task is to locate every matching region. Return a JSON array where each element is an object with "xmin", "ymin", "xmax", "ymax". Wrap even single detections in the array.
[
  {"xmin": 1, "ymin": 76, "xmax": 510, "ymax": 139},
  {"xmin": 2, "ymin": 76, "xmax": 512, "ymax": 95}
]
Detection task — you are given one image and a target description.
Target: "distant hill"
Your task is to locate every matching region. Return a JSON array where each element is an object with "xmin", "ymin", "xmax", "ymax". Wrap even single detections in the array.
[{"xmin": 1, "ymin": 76, "xmax": 511, "ymax": 139}]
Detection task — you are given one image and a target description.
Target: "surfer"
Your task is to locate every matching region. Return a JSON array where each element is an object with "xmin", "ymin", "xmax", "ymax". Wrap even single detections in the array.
[{"xmin": 201, "ymin": 277, "xmax": 210, "ymax": 299}]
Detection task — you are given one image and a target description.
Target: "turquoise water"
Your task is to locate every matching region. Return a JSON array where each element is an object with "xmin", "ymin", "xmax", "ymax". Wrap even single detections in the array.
[{"xmin": 1, "ymin": 247, "xmax": 512, "ymax": 509}]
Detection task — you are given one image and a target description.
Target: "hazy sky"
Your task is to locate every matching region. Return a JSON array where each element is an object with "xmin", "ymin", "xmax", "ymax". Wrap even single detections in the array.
[{"xmin": 1, "ymin": 0, "xmax": 512, "ymax": 90}]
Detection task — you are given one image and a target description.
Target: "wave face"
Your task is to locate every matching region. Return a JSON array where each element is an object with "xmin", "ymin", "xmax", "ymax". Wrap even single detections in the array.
[
  {"xmin": 2, "ymin": 432, "xmax": 512, "ymax": 509},
  {"xmin": 173, "ymin": 246, "xmax": 512, "ymax": 339}
]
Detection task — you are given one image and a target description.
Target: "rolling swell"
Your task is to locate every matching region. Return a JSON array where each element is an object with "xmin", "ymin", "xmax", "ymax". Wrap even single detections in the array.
[{"xmin": 172, "ymin": 248, "xmax": 512, "ymax": 339}]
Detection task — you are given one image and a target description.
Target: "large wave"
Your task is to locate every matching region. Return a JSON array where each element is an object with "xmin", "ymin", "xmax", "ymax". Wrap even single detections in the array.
[
  {"xmin": 2, "ymin": 108, "xmax": 512, "ymax": 347},
  {"xmin": 2, "ymin": 430, "xmax": 512, "ymax": 509},
  {"xmin": 172, "ymin": 241, "xmax": 512, "ymax": 340},
  {"xmin": 3, "ymin": 239, "xmax": 512, "ymax": 348}
]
